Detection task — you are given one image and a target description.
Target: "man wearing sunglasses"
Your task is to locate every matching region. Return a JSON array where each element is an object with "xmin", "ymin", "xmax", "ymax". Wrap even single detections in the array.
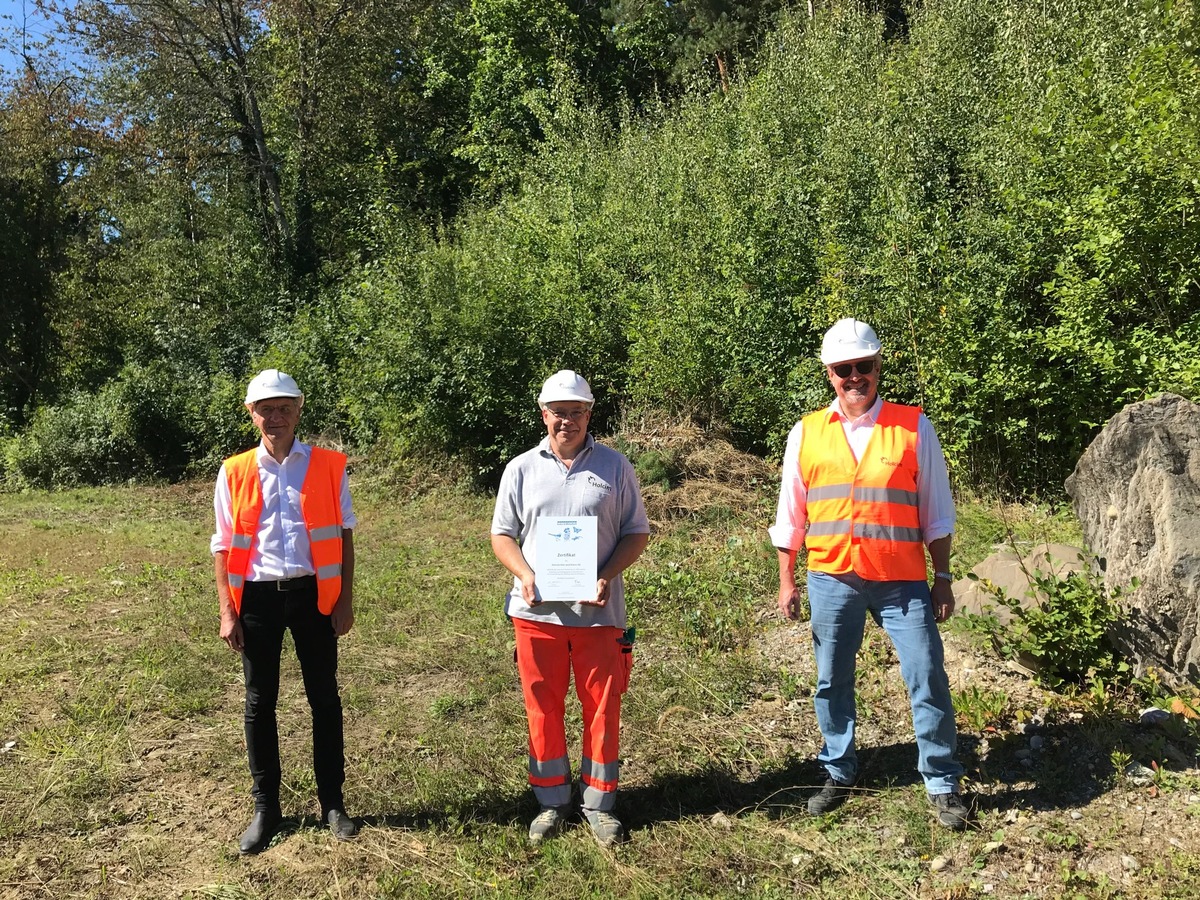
[
  {"xmin": 769, "ymin": 318, "xmax": 968, "ymax": 831},
  {"xmin": 491, "ymin": 370, "xmax": 650, "ymax": 847}
]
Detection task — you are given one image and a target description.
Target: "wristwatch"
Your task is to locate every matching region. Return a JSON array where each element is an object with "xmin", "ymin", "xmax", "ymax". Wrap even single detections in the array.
[{"xmin": 934, "ymin": 572, "xmax": 953, "ymax": 581}]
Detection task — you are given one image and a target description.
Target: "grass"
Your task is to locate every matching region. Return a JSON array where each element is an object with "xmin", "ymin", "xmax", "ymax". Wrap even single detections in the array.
[{"xmin": 0, "ymin": 480, "xmax": 1197, "ymax": 898}]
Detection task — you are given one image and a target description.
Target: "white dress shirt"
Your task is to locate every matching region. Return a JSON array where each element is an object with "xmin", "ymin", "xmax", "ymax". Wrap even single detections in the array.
[
  {"xmin": 210, "ymin": 440, "xmax": 357, "ymax": 581},
  {"xmin": 769, "ymin": 396, "xmax": 955, "ymax": 552}
]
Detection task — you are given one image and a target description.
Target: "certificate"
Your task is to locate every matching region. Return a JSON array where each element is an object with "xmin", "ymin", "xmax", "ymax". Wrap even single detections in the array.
[{"xmin": 535, "ymin": 516, "xmax": 598, "ymax": 602}]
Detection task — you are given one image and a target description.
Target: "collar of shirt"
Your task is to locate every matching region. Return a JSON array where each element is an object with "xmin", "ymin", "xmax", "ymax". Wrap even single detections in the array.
[
  {"xmin": 537, "ymin": 433, "xmax": 596, "ymax": 458},
  {"xmin": 255, "ymin": 439, "xmax": 311, "ymax": 468},
  {"xmin": 825, "ymin": 395, "xmax": 883, "ymax": 432}
]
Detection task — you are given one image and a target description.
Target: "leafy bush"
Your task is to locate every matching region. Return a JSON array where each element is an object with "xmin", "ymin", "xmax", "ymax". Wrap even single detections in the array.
[
  {"xmin": 4, "ymin": 361, "xmax": 219, "ymax": 488},
  {"xmin": 957, "ymin": 568, "xmax": 1129, "ymax": 689},
  {"xmin": 4, "ymin": 388, "xmax": 141, "ymax": 488}
]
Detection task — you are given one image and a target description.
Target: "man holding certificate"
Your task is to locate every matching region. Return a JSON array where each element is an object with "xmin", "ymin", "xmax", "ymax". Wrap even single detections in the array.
[{"xmin": 490, "ymin": 370, "xmax": 650, "ymax": 848}]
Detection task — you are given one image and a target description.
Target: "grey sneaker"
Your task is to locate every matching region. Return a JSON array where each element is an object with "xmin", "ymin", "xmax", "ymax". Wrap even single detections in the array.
[
  {"xmin": 583, "ymin": 808, "xmax": 625, "ymax": 847},
  {"xmin": 528, "ymin": 806, "xmax": 569, "ymax": 844},
  {"xmin": 807, "ymin": 777, "xmax": 855, "ymax": 815},
  {"xmin": 929, "ymin": 792, "xmax": 970, "ymax": 830}
]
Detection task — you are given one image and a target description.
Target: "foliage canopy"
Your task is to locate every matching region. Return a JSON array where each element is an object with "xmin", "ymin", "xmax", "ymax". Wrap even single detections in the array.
[{"xmin": 3, "ymin": 0, "xmax": 1199, "ymax": 490}]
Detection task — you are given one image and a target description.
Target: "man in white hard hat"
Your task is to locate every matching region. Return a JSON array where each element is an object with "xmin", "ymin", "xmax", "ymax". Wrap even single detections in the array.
[
  {"xmin": 769, "ymin": 319, "xmax": 969, "ymax": 830},
  {"xmin": 491, "ymin": 370, "xmax": 650, "ymax": 847},
  {"xmin": 211, "ymin": 369, "xmax": 359, "ymax": 853}
]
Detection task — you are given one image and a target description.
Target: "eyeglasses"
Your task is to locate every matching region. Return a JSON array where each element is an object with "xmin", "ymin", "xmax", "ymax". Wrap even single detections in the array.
[
  {"xmin": 255, "ymin": 402, "xmax": 298, "ymax": 416},
  {"xmin": 830, "ymin": 359, "xmax": 877, "ymax": 378},
  {"xmin": 544, "ymin": 407, "xmax": 590, "ymax": 422}
]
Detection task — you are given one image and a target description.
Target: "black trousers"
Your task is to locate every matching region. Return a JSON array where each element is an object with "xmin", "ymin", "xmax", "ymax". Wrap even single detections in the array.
[{"xmin": 240, "ymin": 578, "xmax": 345, "ymax": 814}]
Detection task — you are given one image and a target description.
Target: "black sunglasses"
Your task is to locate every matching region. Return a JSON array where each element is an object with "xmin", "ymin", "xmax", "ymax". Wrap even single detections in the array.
[{"xmin": 831, "ymin": 359, "xmax": 877, "ymax": 378}]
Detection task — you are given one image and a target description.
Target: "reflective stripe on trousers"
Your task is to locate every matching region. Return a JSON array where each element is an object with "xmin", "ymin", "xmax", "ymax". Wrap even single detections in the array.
[{"xmin": 513, "ymin": 617, "xmax": 625, "ymax": 812}]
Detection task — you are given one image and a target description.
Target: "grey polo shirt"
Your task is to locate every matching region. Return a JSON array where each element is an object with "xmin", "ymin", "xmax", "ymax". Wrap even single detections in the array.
[{"xmin": 491, "ymin": 434, "xmax": 650, "ymax": 628}]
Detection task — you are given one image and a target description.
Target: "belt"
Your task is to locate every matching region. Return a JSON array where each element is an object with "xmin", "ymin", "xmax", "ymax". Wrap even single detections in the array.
[{"xmin": 249, "ymin": 575, "xmax": 316, "ymax": 591}]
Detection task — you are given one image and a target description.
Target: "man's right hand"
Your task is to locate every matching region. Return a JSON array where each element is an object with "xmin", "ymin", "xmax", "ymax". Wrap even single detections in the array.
[
  {"xmin": 777, "ymin": 584, "xmax": 801, "ymax": 620},
  {"xmin": 220, "ymin": 611, "xmax": 244, "ymax": 652},
  {"xmin": 520, "ymin": 572, "xmax": 538, "ymax": 606}
]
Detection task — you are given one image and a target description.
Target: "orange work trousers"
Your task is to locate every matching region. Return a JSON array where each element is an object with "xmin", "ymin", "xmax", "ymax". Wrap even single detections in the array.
[{"xmin": 513, "ymin": 617, "xmax": 630, "ymax": 812}]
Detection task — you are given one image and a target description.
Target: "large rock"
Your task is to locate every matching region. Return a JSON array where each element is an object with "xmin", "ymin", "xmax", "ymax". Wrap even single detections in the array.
[{"xmin": 1065, "ymin": 393, "xmax": 1200, "ymax": 686}]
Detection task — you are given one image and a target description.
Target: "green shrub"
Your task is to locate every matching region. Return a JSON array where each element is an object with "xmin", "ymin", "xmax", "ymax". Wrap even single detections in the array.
[
  {"xmin": 957, "ymin": 568, "xmax": 1129, "ymax": 690},
  {"xmin": 4, "ymin": 361, "xmax": 199, "ymax": 488},
  {"xmin": 4, "ymin": 389, "xmax": 140, "ymax": 488}
]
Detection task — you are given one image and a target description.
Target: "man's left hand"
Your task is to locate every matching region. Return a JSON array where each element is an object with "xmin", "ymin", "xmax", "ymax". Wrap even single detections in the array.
[
  {"xmin": 590, "ymin": 577, "xmax": 610, "ymax": 607},
  {"xmin": 331, "ymin": 595, "xmax": 355, "ymax": 635},
  {"xmin": 931, "ymin": 578, "xmax": 955, "ymax": 623}
]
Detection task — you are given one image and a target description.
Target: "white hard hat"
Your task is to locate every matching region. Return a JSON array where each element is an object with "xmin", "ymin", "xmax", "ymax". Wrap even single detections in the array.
[
  {"xmin": 244, "ymin": 369, "xmax": 304, "ymax": 406},
  {"xmin": 537, "ymin": 369, "xmax": 594, "ymax": 406},
  {"xmin": 820, "ymin": 318, "xmax": 882, "ymax": 365}
]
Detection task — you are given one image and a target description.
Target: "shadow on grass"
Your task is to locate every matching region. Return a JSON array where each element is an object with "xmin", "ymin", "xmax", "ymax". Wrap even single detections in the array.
[
  {"xmin": 614, "ymin": 713, "xmax": 1179, "ymax": 830},
  {"xmin": 351, "ymin": 713, "xmax": 1193, "ymax": 836}
]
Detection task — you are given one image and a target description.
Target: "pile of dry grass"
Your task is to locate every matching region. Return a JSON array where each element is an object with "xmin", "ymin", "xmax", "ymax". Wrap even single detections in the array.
[{"xmin": 607, "ymin": 412, "xmax": 775, "ymax": 525}]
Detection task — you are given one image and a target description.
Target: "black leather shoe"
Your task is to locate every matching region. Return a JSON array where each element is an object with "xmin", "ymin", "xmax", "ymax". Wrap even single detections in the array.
[
  {"xmin": 325, "ymin": 808, "xmax": 358, "ymax": 841},
  {"xmin": 239, "ymin": 809, "xmax": 282, "ymax": 854},
  {"xmin": 807, "ymin": 777, "xmax": 855, "ymax": 816}
]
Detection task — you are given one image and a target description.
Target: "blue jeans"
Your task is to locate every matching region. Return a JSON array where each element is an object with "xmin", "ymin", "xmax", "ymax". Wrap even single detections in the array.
[{"xmin": 807, "ymin": 571, "xmax": 962, "ymax": 795}]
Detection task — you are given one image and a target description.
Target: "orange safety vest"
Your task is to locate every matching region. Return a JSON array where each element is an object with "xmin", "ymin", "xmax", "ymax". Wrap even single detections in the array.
[
  {"xmin": 800, "ymin": 401, "xmax": 927, "ymax": 581},
  {"xmin": 223, "ymin": 446, "xmax": 347, "ymax": 615}
]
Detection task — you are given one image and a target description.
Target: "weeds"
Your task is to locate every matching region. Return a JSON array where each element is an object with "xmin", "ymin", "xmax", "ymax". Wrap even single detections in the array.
[
  {"xmin": 953, "ymin": 685, "xmax": 1009, "ymax": 732},
  {"xmin": 631, "ymin": 532, "xmax": 774, "ymax": 654}
]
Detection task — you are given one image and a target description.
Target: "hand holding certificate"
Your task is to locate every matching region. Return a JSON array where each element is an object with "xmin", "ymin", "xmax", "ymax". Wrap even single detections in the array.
[{"xmin": 535, "ymin": 516, "xmax": 598, "ymax": 602}]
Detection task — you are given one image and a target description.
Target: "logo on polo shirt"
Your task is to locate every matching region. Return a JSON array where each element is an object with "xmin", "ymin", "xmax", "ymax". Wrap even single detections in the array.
[{"xmin": 586, "ymin": 474, "xmax": 612, "ymax": 494}]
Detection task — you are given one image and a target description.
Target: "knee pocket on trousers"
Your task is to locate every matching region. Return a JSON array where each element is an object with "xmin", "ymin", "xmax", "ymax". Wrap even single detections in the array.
[{"xmin": 619, "ymin": 646, "xmax": 633, "ymax": 694}]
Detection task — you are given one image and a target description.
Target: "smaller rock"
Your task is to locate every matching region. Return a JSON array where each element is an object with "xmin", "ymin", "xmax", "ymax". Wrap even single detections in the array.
[
  {"xmin": 1029, "ymin": 736, "xmax": 1045, "ymax": 751},
  {"xmin": 982, "ymin": 841, "xmax": 1003, "ymax": 854},
  {"xmin": 930, "ymin": 856, "xmax": 950, "ymax": 873},
  {"xmin": 1123, "ymin": 762, "xmax": 1155, "ymax": 786},
  {"xmin": 1024, "ymin": 861, "xmax": 1036, "ymax": 874},
  {"xmin": 1070, "ymin": 811, "xmax": 1083, "ymax": 820},
  {"xmin": 1139, "ymin": 707, "xmax": 1171, "ymax": 726},
  {"xmin": 1016, "ymin": 748, "xmax": 1032, "ymax": 760},
  {"xmin": 710, "ymin": 812, "xmax": 733, "ymax": 830},
  {"xmin": 791, "ymin": 855, "xmax": 803, "ymax": 867},
  {"xmin": 1121, "ymin": 855, "xmax": 1140, "ymax": 872}
]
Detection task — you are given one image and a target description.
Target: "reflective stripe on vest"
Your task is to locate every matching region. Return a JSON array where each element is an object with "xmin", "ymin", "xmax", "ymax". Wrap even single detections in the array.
[
  {"xmin": 223, "ymin": 446, "xmax": 348, "ymax": 615},
  {"xmin": 800, "ymin": 401, "xmax": 928, "ymax": 581}
]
